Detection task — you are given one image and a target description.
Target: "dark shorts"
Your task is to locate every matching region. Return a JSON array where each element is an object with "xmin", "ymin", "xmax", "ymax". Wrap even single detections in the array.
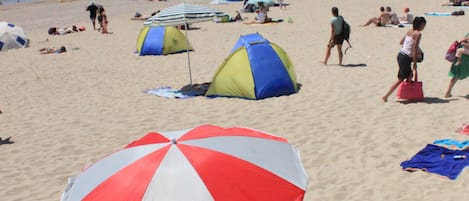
[
  {"xmin": 333, "ymin": 34, "xmax": 344, "ymax": 45},
  {"xmin": 397, "ymin": 52, "xmax": 413, "ymax": 80},
  {"xmin": 90, "ymin": 15, "xmax": 97, "ymax": 21}
]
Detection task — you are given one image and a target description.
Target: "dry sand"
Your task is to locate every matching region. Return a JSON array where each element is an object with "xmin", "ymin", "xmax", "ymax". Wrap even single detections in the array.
[{"xmin": 1, "ymin": 0, "xmax": 468, "ymax": 200}]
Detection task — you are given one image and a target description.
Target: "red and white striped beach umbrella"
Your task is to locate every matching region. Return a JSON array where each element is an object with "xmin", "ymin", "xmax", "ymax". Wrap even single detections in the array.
[{"xmin": 60, "ymin": 125, "xmax": 308, "ymax": 201}]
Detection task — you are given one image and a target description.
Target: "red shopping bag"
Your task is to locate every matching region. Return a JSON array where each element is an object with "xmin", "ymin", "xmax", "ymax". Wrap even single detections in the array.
[{"xmin": 397, "ymin": 71, "xmax": 424, "ymax": 101}]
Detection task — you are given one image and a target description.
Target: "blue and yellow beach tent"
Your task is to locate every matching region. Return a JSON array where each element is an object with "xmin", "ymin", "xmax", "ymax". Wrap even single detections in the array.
[
  {"xmin": 136, "ymin": 26, "xmax": 193, "ymax": 56},
  {"xmin": 206, "ymin": 33, "xmax": 297, "ymax": 100}
]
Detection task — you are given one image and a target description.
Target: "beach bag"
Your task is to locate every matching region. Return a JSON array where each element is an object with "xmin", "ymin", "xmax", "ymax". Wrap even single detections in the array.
[
  {"xmin": 445, "ymin": 41, "xmax": 460, "ymax": 62},
  {"xmin": 416, "ymin": 48, "xmax": 424, "ymax": 63},
  {"xmin": 397, "ymin": 70, "xmax": 424, "ymax": 101}
]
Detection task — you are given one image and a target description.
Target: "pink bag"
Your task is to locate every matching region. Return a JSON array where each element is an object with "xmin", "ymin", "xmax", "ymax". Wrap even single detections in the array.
[
  {"xmin": 397, "ymin": 71, "xmax": 424, "ymax": 101},
  {"xmin": 445, "ymin": 41, "xmax": 460, "ymax": 62}
]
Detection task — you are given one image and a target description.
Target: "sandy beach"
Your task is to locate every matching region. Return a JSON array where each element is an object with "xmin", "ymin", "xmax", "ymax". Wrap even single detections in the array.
[{"xmin": 1, "ymin": 0, "xmax": 468, "ymax": 200}]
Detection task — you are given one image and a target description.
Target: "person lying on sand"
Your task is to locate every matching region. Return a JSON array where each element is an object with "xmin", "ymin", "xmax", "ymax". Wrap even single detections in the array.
[
  {"xmin": 48, "ymin": 25, "xmax": 85, "ymax": 35},
  {"xmin": 442, "ymin": 0, "xmax": 469, "ymax": 6},
  {"xmin": 131, "ymin": 11, "xmax": 159, "ymax": 21},
  {"xmin": 38, "ymin": 46, "xmax": 67, "ymax": 54}
]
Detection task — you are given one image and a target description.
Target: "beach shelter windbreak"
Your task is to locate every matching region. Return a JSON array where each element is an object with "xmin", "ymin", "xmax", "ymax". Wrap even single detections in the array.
[
  {"xmin": 0, "ymin": 22, "xmax": 29, "ymax": 52},
  {"xmin": 206, "ymin": 33, "xmax": 298, "ymax": 100},
  {"xmin": 137, "ymin": 26, "xmax": 193, "ymax": 56},
  {"xmin": 60, "ymin": 124, "xmax": 308, "ymax": 201}
]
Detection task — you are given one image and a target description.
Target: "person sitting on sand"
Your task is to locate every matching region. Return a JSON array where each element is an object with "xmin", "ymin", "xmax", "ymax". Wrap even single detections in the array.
[
  {"xmin": 399, "ymin": 7, "xmax": 414, "ymax": 24},
  {"xmin": 386, "ymin": 7, "xmax": 400, "ymax": 25},
  {"xmin": 361, "ymin": 6, "xmax": 392, "ymax": 26},
  {"xmin": 38, "ymin": 46, "xmax": 67, "ymax": 54},
  {"xmin": 244, "ymin": 9, "xmax": 267, "ymax": 24},
  {"xmin": 231, "ymin": 11, "xmax": 243, "ymax": 22}
]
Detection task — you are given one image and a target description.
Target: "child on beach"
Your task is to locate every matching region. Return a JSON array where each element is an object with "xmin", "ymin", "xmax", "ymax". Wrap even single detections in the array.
[
  {"xmin": 454, "ymin": 36, "xmax": 469, "ymax": 65},
  {"xmin": 98, "ymin": 7, "xmax": 110, "ymax": 34},
  {"xmin": 382, "ymin": 17, "xmax": 427, "ymax": 102}
]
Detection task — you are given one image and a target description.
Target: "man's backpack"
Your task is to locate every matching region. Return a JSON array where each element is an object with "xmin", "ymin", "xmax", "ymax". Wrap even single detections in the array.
[{"xmin": 340, "ymin": 16, "xmax": 351, "ymax": 41}]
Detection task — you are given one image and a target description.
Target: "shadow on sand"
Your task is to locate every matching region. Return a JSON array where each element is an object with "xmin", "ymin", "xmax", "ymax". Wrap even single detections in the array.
[
  {"xmin": 0, "ymin": 136, "xmax": 14, "ymax": 145},
  {"xmin": 398, "ymin": 97, "xmax": 455, "ymax": 104},
  {"xmin": 340, "ymin": 63, "xmax": 367, "ymax": 68}
]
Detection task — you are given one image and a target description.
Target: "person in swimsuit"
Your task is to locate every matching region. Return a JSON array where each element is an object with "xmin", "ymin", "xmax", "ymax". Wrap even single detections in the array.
[
  {"xmin": 382, "ymin": 17, "xmax": 426, "ymax": 102},
  {"xmin": 38, "ymin": 46, "xmax": 67, "ymax": 54},
  {"xmin": 361, "ymin": 6, "xmax": 392, "ymax": 27},
  {"xmin": 98, "ymin": 7, "xmax": 110, "ymax": 34}
]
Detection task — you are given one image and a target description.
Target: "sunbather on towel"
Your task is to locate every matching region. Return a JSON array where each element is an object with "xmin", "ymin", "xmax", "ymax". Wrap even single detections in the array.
[
  {"xmin": 38, "ymin": 46, "xmax": 67, "ymax": 54},
  {"xmin": 131, "ymin": 11, "xmax": 159, "ymax": 21},
  {"xmin": 48, "ymin": 25, "xmax": 84, "ymax": 35},
  {"xmin": 442, "ymin": 0, "xmax": 469, "ymax": 6}
]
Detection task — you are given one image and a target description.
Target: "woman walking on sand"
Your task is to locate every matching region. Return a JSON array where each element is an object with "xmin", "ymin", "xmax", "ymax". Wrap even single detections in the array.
[
  {"xmin": 382, "ymin": 17, "xmax": 426, "ymax": 102},
  {"xmin": 321, "ymin": 7, "xmax": 346, "ymax": 65}
]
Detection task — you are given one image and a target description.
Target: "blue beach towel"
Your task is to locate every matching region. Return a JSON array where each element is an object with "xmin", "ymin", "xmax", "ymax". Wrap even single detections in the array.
[
  {"xmin": 433, "ymin": 139, "xmax": 469, "ymax": 150},
  {"xmin": 401, "ymin": 144, "xmax": 469, "ymax": 180},
  {"xmin": 424, "ymin": 12, "xmax": 452, "ymax": 16}
]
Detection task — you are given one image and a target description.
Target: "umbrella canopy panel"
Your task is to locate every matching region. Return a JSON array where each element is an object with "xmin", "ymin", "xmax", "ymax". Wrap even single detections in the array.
[
  {"xmin": 60, "ymin": 125, "xmax": 308, "ymax": 201},
  {"xmin": 246, "ymin": 0, "xmax": 276, "ymax": 6},
  {"xmin": 144, "ymin": 3, "xmax": 227, "ymax": 26}
]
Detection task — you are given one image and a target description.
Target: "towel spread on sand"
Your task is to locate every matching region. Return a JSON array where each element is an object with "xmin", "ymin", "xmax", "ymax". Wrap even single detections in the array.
[
  {"xmin": 433, "ymin": 139, "xmax": 469, "ymax": 150},
  {"xmin": 424, "ymin": 12, "xmax": 452, "ymax": 16},
  {"xmin": 144, "ymin": 84, "xmax": 211, "ymax": 99},
  {"xmin": 401, "ymin": 144, "xmax": 469, "ymax": 180},
  {"xmin": 144, "ymin": 87, "xmax": 192, "ymax": 99}
]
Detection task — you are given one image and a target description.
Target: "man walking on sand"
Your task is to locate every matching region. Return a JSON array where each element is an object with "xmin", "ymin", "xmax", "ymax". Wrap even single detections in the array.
[
  {"xmin": 321, "ymin": 7, "xmax": 345, "ymax": 65},
  {"xmin": 86, "ymin": 2, "xmax": 99, "ymax": 30}
]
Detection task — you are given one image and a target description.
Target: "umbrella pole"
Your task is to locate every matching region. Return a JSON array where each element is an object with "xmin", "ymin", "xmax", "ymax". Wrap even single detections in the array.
[{"xmin": 184, "ymin": 21, "xmax": 193, "ymax": 85}]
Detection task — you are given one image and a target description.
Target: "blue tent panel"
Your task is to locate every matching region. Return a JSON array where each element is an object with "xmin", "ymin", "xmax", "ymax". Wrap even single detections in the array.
[
  {"xmin": 231, "ymin": 33, "xmax": 268, "ymax": 53},
  {"xmin": 241, "ymin": 33, "xmax": 296, "ymax": 99},
  {"xmin": 16, "ymin": 37, "xmax": 25, "ymax": 46},
  {"xmin": 140, "ymin": 26, "xmax": 165, "ymax": 56}
]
